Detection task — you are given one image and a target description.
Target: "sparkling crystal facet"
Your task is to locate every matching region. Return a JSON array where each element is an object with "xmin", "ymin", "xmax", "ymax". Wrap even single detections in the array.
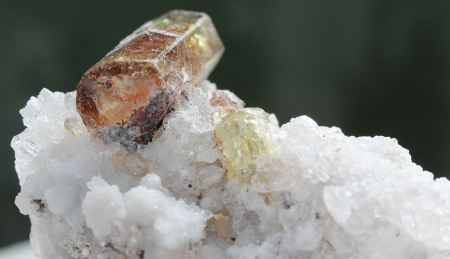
[
  {"xmin": 213, "ymin": 108, "xmax": 277, "ymax": 182},
  {"xmin": 76, "ymin": 10, "xmax": 224, "ymax": 143}
]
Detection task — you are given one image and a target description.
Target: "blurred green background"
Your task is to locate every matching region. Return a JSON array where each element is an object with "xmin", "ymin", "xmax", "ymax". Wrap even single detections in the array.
[{"xmin": 1, "ymin": 0, "xmax": 450, "ymax": 248}]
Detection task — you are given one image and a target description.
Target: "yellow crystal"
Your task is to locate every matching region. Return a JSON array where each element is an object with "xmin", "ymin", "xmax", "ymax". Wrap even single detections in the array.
[{"xmin": 213, "ymin": 108, "xmax": 277, "ymax": 182}]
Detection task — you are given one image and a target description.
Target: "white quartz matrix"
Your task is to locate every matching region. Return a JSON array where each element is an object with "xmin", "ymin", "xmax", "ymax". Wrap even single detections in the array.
[{"xmin": 12, "ymin": 81, "xmax": 450, "ymax": 259}]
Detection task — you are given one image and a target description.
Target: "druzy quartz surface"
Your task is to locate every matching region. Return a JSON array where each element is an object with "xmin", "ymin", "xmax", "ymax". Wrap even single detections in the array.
[
  {"xmin": 76, "ymin": 10, "xmax": 224, "ymax": 143},
  {"xmin": 12, "ymin": 10, "xmax": 450, "ymax": 259}
]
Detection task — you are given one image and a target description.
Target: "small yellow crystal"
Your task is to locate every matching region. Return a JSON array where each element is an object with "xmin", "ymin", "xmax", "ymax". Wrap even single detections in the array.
[{"xmin": 213, "ymin": 108, "xmax": 277, "ymax": 182}]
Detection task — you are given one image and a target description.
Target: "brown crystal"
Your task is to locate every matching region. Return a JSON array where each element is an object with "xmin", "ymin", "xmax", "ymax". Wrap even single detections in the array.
[
  {"xmin": 76, "ymin": 10, "xmax": 224, "ymax": 144},
  {"xmin": 210, "ymin": 90, "xmax": 245, "ymax": 109},
  {"xmin": 206, "ymin": 213, "xmax": 235, "ymax": 241}
]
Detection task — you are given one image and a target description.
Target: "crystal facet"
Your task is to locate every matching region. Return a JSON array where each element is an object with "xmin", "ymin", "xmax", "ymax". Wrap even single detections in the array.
[
  {"xmin": 213, "ymin": 108, "xmax": 277, "ymax": 182},
  {"xmin": 76, "ymin": 10, "xmax": 224, "ymax": 143}
]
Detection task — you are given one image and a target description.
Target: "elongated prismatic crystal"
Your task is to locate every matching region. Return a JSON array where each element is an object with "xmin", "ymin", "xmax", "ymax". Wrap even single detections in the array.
[{"xmin": 76, "ymin": 10, "xmax": 224, "ymax": 144}]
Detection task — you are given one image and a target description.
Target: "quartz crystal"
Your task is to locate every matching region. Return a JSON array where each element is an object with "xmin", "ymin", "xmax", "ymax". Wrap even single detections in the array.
[{"xmin": 76, "ymin": 10, "xmax": 223, "ymax": 143}]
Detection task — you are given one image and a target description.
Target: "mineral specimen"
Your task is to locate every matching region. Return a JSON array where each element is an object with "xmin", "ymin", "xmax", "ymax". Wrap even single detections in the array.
[
  {"xmin": 76, "ymin": 10, "xmax": 224, "ymax": 144},
  {"xmin": 12, "ymin": 81, "xmax": 450, "ymax": 259},
  {"xmin": 11, "ymin": 10, "xmax": 450, "ymax": 259}
]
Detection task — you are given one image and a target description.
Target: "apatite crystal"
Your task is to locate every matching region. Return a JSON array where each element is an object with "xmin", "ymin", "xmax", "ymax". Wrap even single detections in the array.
[
  {"xmin": 213, "ymin": 108, "xmax": 277, "ymax": 182},
  {"xmin": 76, "ymin": 10, "xmax": 224, "ymax": 143}
]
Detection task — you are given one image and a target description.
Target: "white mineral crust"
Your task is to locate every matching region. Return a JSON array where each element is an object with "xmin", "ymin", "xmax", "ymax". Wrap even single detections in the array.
[{"xmin": 12, "ymin": 81, "xmax": 450, "ymax": 258}]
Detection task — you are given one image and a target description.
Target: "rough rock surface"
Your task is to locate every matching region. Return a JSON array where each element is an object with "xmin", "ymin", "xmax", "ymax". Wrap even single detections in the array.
[{"xmin": 12, "ymin": 80, "xmax": 450, "ymax": 258}]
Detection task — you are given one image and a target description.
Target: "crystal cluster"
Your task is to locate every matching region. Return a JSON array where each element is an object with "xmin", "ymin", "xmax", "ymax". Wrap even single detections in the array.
[
  {"xmin": 12, "ymin": 10, "xmax": 450, "ymax": 259},
  {"xmin": 13, "ymin": 81, "xmax": 450, "ymax": 259}
]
